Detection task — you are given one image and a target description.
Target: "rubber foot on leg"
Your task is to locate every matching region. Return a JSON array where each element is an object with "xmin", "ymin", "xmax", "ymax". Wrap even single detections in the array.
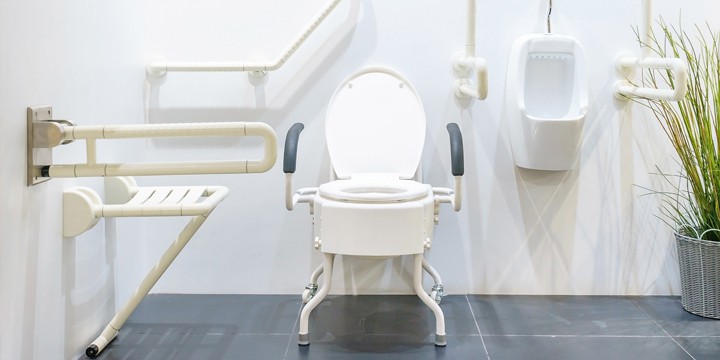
[
  {"xmin": 298, "ymin": 333, "xmax": 309, "ymax": 346},
  {"xmin": 435, "ymin": 334, "xmax": 447, "ymax": 347}
]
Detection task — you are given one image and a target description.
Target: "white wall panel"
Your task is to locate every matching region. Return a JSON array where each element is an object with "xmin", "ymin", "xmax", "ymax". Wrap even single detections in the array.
[{"xmin": 2, "ymin": 1, "xmax": 720, "ymax": 358}]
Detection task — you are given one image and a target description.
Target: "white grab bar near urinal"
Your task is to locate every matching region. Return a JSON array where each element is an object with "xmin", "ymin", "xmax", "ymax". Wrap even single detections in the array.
[
  {"xmin": 146, "ymin": 0, "xmax": 343, "ymax": 78},
  {"xmin": 613, "ymin": 0, "xmax": 688, "ymax": 101},
  {"xmin": 27, "ymin": 105, "xmax": 277, "ymax": 185},
  {"xmin": 615, "ymin": 56, "xmax": 688, "ymax": 101},
  {"xmin": 452, "ymin": 0, "xmax": 489, "ymax": 101}
]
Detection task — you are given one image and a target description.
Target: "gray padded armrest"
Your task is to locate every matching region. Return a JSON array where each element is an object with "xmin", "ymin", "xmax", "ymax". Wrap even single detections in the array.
[
  {"xmin": 446, "ymin": 123, "xmax": 464, "ymax": 176},
  {"xmin": 284, "ymin": 123, "xmax": 305, "ymax": 174}
]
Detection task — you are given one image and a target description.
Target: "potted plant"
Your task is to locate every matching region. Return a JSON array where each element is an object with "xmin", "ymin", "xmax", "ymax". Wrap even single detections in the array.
[{"xmin": 634, "ymin": 19, "xmax": 720, "ymax": 319}]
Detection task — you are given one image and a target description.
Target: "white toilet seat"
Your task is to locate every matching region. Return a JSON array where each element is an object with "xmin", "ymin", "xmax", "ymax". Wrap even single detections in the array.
[
  {"xmin": 325, "ymin": 68, "xmax": 426, "ymax": 180},
  {"xmin": 319, "ymin": 179, "xmax": 431, "ymax": 203}
]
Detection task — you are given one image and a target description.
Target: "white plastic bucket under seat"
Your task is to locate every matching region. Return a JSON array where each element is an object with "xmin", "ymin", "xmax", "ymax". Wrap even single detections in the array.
[
  {"xmin": 505, "ymin": 34, "xmax": 588, "ymax": 170},
  {"xmin": 296, "ymin": 67, "xmax": 447, "ymax": 347}
]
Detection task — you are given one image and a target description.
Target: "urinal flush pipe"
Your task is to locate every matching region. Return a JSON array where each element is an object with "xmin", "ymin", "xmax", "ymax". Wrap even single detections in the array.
[{"xmin": 546, "ymin": 0, "xmax": 552, "ymax": 34}]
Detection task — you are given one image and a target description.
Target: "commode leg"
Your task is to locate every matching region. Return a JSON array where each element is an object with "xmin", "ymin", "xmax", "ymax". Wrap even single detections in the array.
[
  {"xmin": 302, "ymin": 264, "xmax": 325, "ymax": 304},
  {"xmin": 422, "ymin": 258, "xmax": 442, "ymax": 284},
  {"xmin": 309, "ymin": 264, "xmax": 324, "ymax": 283},
  {"xmin": 413, "ymin": 254, "xmax": 446, "ymax": 346},
  {"xmin": 298, "ymin": 253, "xmax": 335, "ymax": 345},
  {"xmin": 422, "ymin": 258, "xmax": 445, "ymax": 303}
]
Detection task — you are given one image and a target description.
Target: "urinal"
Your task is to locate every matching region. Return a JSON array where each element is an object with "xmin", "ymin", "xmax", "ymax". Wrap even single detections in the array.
[{"xmin": 505, "ymin": 33, "xmax": 588, "ymax": 171}]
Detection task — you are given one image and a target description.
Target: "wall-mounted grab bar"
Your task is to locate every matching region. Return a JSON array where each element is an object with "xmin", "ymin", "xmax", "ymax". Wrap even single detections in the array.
[
  {"xmin": 453, "ymin": 56, "xmax": 488, "ymax": 100},
  {"xmin": 146, "ymin": 0, "xmax": 343, "ymax": 78},
  {"xmin": 452, "ymin": 0, "xmax": 489, "ymax": 101},
  {"xmin": 615, "ymin": 56, "xmax": 687, "ymax": 101},
  {"xmin": 613, "ymin": 0, "xmax": 688, "ymax": 101},
  {"xmin": 27, "ymin": 105, "xmax": 277, "ymax": 185}
]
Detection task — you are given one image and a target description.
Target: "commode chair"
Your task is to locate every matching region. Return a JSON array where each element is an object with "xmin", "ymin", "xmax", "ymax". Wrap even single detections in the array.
[{"xmin": 284, "ymin": 67, "xmax": 464, "ymax": 346}]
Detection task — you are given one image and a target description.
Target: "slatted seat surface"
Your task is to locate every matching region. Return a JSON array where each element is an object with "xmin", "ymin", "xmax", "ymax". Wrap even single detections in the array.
[{"xmin": 100, "ymin": 186, "xmax": 227, "ymax": 218}]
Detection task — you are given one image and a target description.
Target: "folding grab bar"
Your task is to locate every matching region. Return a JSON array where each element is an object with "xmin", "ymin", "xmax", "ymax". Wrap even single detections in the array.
[
  {"xmin": 146, "ymin": 0, "xmax": 343, "ymax": 77},
  {"xmin": 614, "ymin": 56, "xmax": 688, "ymax": 101},
  {"xmin": 613, "ymin": 0, "xmax": 688, "ymax": 101},
  {"xmin": 27, "ymin": 106, "xmax": 277, "ymax": 185}
]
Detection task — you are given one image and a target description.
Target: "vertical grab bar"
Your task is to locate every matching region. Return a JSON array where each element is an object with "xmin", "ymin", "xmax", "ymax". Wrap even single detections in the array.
[{"xmin": 452, "ymin": 0, "xmax": 489, "ymax": 101}]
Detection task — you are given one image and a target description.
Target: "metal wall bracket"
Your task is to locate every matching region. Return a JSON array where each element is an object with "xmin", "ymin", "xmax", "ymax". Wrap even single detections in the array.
[
  {"xmin": 26, "ymin": 106, "xmax": 74, "ymax": 186},
  {"xmin": 27, "ymin": 106, "xmax": 53, "ymax": 186}
]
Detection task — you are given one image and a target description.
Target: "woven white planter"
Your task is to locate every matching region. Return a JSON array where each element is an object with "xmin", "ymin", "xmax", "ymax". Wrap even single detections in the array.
[{"xmin": 675, "ymin": 232, "xmax": 720, "ymax": 319}]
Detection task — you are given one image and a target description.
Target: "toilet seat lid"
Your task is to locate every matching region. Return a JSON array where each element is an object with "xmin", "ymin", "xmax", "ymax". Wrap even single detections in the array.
[
  {"xmin": 326, "ymin": 67, "xmax": 426, "ymax": 180},
  {"xmin": 318, "ymin": 178, "xmax": 431, "ymax": 203}
]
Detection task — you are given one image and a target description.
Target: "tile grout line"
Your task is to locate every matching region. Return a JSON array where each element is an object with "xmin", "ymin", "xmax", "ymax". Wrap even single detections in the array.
[
  {"xmin": 631, "ymin": 298, "xmax": 696, "ymax": 360},
  {"xmin": 673, "ymin": 335, "xmax": 720, "ymax": 338},
  {"xmin": 465, "ymin": 294, "xmax": 491, "ymax": 360},
  {"xmin": 282, "ymin": 300, "xmax": 304, "ymax": 360},
  {"xmin": 479, "ymin": 334, "xmax": 683, "ymax": 338}
]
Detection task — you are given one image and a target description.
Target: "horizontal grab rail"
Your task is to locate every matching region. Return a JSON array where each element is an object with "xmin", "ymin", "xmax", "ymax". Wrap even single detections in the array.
[
  {"xmin": 37, "ymin": 121, "xmax": 277, "ymax": 179},
  {"xmin": 614, "ymin": 56, "xmax": 688, "ymax": 101},
  {"xmin": 147, "ymin": 0, "xmax": 342, "ymax": 77}
]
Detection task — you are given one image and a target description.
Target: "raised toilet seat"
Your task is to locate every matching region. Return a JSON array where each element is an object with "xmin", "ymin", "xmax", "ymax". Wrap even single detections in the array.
[{"xmin": 318, "ymin": 175, "xmax": 431, "ymax": 203}]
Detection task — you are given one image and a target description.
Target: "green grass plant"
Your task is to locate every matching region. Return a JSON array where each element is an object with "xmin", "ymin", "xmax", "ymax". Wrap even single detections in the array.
[{"xmin": 634, "ymin": 19, "xmax": 720, "ymax": 241}]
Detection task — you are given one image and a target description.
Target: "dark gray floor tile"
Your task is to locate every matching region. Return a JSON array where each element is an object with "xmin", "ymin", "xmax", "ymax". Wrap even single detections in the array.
[
  {"xmin": 285, "ymin": 335, "xmax": 487, "ymax": 360},
  {"xmin": 125, "ymin": 294, "xmax": 301, "ymax": 334},
  {"xmin": 84, "ymin": 333, "xmax": 290, "ymax": 360},
  {"xmin": 468, "ymin": 295, "xmax": 665, "ymax": 336},
  {"xmin": 483, "ymin": 336, "xmax": 692, "ymax": 360},
  {"xmin": 633, "ymin": 296, "xmax": 720, "ymax": 336},
  {"xmin": 76, "ymin": 294, "xmax": 720, "ymax": 360},
  {"xmin": 296, "ymin": 295, "xmax": 478, "ymax": 343},
  {"xmin": 674, "ymin": 336, "xmax": 720, "ymax": 360}
]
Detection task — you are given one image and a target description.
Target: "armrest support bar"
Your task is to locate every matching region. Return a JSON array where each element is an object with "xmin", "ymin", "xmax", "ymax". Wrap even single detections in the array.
[
  {"xmin": 284, "ymin": 123, "xmax": 305, "ymax": 173},
  {"xmin": 446, "ymin": 123, "xmax": 464, "ymax": 176},
  {"xmin": 443, "ymin": 123, "xmax": 464, "ymax": 211},
  {"xmin": 284, "ymin": 123, "xmax": 314, "ymax": 210}
]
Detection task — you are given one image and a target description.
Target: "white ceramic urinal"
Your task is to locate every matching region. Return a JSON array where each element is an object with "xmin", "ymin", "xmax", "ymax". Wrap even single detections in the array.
[{"xmin": 506, "ymin": 33, "xmax": 588, "ymax": 171}]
